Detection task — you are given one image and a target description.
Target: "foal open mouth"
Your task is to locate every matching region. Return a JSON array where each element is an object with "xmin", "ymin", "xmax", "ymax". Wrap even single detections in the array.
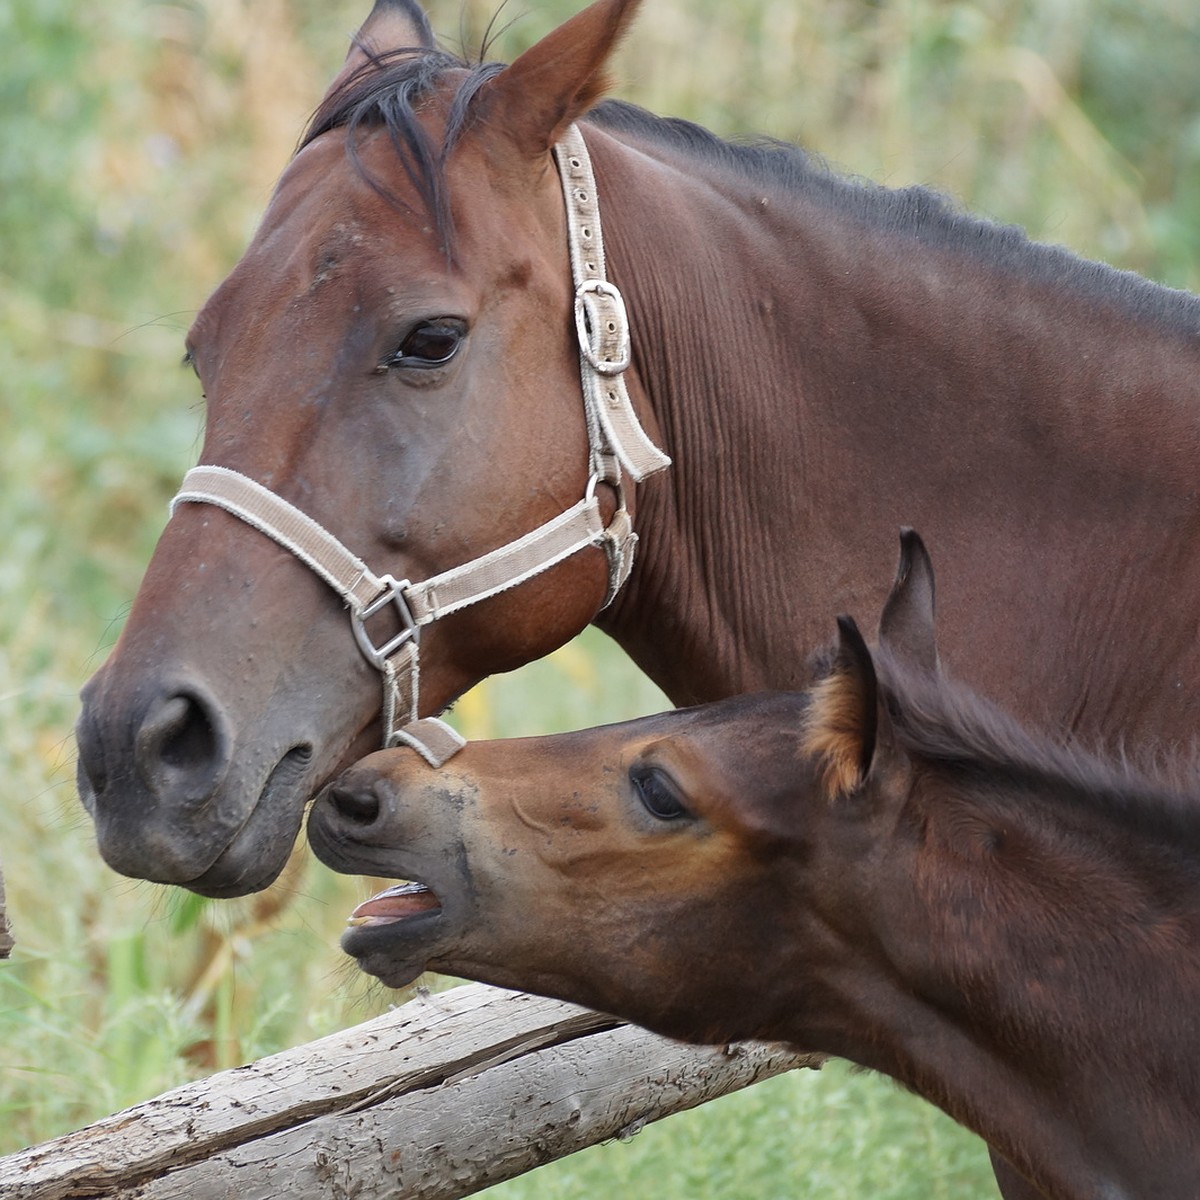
[{"xmin": 347, "ymin": 880, "xmax": 443, "ymax": 927}]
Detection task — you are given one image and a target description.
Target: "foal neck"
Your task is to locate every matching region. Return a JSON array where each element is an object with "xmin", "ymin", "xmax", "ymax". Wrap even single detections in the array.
[{"xmin": 832, "ymin": 762, "xmax": 1200, "ymax": 1199}]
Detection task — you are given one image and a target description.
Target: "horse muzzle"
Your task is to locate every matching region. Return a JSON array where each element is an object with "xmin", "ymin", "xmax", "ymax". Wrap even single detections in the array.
[
  {"xmin": 306, "ymin": 755, "xmax": 450, "ymax": 878},
  {"xmin": 75, "ymin": 665, "xmax": 315, "ymax": 895}
]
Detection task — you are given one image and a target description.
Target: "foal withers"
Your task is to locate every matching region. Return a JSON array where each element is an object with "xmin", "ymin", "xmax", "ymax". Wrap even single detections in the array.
[{"xmin": 308, "ymin": 532, "xmax": 1200, "ymax": 1200}]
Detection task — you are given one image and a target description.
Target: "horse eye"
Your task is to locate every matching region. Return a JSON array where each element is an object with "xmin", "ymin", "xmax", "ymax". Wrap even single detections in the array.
[
  {"xmin": 631, "ymin": 766, "xmax": 689, "ymax": 822},
  {"xmin": 388, "ymin": 319, "xmax": 466, "ymax": 369}
]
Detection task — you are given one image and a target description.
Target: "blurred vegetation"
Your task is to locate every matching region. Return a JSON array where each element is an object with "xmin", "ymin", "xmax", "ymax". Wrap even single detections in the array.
[{"xmin": 1, "ymin": 0, "xmax": 1197, "ymax": 1194}]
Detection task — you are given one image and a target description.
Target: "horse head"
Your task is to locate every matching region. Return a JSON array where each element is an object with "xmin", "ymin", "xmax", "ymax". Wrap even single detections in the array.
[{"xmin": 75, "ymin": 0, "xmax": 669, "ymax": 896}]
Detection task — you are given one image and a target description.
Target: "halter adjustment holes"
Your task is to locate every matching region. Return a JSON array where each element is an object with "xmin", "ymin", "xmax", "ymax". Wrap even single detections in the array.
[
  {"xmin": 383, "ymin": 318, "xmax": 467, "ymax": 371},
  {"xmin": 630, "ymin": 764, "xmax": 690, "ymax": 822}
]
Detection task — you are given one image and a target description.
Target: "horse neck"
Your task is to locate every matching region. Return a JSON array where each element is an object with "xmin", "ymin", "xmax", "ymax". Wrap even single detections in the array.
[
  {"xmin": 589, "ymin": 123, "xmax": 1200, "ymax": 723},
  {"xmin": 799, "ymin": 772, "xmax": 1200, "ymax": 1198}
]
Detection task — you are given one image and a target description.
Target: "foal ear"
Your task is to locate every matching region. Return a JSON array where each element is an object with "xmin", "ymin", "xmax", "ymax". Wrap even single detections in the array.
[
  {"xmin": 480, "ymin": 0, "xmax": 642, "ymax": 158},
  {"xmin": 802, "ymin": 616, "xmax": 881, "ymax": 799},
  {"xmin": 326, "ymin": 0, "xmax": 436, "ymax": 96},
  {"xmin": 879, "ymin": 528, "xmax": 938, "ymax": 673}
]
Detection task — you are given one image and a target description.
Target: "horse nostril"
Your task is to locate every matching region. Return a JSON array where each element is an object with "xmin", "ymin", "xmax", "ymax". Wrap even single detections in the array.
[
  {"xmin": 135, "ymin": 689, "xmax": 231, "ymax": 808},
  {"xmin": 330, "ymin": 781, "xmax": 383, "ymax": 827},
  {"xmin": 74, "ymin": 710, "xmax": 109, "ymax": 802},
  {"xmin": 153, "ymin": 696, "xmax": 215, "ymax": 768}
]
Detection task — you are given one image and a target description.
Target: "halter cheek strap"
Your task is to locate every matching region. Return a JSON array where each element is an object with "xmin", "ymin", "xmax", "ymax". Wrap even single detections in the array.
[
  {"xmin": 169, "ymin": 124, "xmax": 670, "ymax": 759},
  {"xmin": 556, "ymin": 125, "xmax": 671, "ymax": 484}
]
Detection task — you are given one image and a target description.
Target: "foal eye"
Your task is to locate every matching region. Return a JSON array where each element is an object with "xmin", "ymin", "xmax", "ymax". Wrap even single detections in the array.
[
  {"xmin": 631, "ymin": 766, "xmax": 689, "ymax": 822},
  {"xmin": 386, "ymin": 319, "xmax": 466, "ymax": 369}
]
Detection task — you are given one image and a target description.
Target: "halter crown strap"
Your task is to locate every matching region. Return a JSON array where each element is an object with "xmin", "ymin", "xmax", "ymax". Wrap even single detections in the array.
[{"xmin": 169, "ymin": 124, "xmax": 668, "ymax": 757}]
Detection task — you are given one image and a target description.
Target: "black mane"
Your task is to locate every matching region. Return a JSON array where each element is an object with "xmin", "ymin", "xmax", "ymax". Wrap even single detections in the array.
[
  {"xmin": 588, "ymin": 99, "xmax": 1200, "ymax": 340},
  {"xmin": 298, "ymin": 48, "xmax": 1200, "ymax": 334}
]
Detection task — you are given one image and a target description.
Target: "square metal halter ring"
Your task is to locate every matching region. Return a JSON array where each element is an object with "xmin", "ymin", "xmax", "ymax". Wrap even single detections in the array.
[{"xmin": 350, "ymin": 574, "xmax": 421, "ymax": 671}]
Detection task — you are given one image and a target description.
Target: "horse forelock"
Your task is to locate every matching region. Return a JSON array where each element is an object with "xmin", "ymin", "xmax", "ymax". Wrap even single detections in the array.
[
  {"xmin": 869, "ymin": 647, "xmax": 1200, "ymax": 858},
  {"xmin": 298, "ymin": 50, "xmax": 505, "ymax": 258}
]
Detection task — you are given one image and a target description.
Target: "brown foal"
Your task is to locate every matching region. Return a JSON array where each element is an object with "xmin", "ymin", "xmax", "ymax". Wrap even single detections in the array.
[{"xmin": 311, "ymin": 532, "xmax": 1200, "ymax": 1200}]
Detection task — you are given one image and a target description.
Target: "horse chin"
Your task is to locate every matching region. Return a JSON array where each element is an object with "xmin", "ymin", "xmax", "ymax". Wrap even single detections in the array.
[
  {"xmin": 308, "ymin": 806, "xmax": 468, "ymax": 988},
  {"xmin": 337, "ymin": 877, "xmax": 468, "ymax": 990},
  {"xmin": 85, "ymin": 743, "xmax": 313, "ymax": 897},
  {"xmin": 182, "ymin": 745, "xmax": 315, "ymax": 897}
]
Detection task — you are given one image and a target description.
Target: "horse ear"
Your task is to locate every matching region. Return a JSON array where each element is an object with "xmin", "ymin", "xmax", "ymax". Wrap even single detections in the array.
[
  {"xmin": 325, "ymin": 0, "xmax": 436, "ymax": 97},
  {"xmin": 802, "ymin": 616, "xmax": 881, "ymax": 799},
  {"xmin": 879, "ymin": 527, "xmax": 938, "ymax": 672},
  {"xmin": 480, "ymin": 0, "xmax": 642, "ymax": 157}
]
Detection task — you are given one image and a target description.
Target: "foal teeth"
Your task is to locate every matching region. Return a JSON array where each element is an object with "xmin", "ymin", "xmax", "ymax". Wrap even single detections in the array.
[{"xmin": 346, "ymin": 915, "xmax": 371, "ymax": 927}]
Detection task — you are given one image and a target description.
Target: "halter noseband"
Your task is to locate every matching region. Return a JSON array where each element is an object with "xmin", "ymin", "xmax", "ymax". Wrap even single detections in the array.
[{"xmin": 169, "ymin": 125, "xmax": 670, "ymax": 764}]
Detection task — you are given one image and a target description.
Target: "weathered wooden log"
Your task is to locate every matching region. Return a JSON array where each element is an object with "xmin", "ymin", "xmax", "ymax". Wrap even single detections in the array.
[
  {"xmin": 0, "ymin": 858, "xmax": 12, "ymax": 959},
  {"xmin": 0, "ymin": 983, "xmax": 820, "ymax": 1199}
]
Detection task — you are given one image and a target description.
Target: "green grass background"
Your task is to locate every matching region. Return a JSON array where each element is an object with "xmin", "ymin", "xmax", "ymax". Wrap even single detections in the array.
[{"xmin": 2, "ymin": 0, "xmax": 1198, "ymax": 1194}]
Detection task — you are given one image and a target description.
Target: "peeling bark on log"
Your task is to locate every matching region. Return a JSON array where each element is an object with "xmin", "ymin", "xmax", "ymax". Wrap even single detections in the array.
[
  {"xmin": 0, "ymin": 983, "xmax": 820, "ymax": 1199},
  {"xmin": 0, "ymin": 858, "xmax": 12, "ymax": 959}
]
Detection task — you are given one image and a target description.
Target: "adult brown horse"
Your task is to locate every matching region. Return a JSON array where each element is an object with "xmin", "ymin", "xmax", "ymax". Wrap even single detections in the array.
[
  {"xmin": 309, "ymin": 531, "xmax": 1200, "ymax": 1200},
  {"xmin": 76, "ymin": 0, "xmax": 1200, "ymax": 892}
]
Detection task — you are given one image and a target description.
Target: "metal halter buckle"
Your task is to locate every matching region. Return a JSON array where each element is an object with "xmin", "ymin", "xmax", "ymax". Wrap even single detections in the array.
[
  {"xmin": 574, "ymin": 279, "xmax": 631, "ymax": 376},
  {"xmin": 351, "ymin": 574, "xmax": 420, "ymax": 670}
]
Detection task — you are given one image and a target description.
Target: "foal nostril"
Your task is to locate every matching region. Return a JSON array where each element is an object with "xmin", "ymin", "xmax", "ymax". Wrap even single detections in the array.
[
  {"xmin": 329, "ymin": 780, "xmax": 383, "ymax": 827},
  {"xmin": 134, "ymin": 689, "xmax": 231, "ymax": 808}
]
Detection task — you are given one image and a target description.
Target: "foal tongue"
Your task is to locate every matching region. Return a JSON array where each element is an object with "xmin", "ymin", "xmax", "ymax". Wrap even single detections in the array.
[{"xmin": 349, "ymin": 881, "xmax": 440, "ymax": 924}]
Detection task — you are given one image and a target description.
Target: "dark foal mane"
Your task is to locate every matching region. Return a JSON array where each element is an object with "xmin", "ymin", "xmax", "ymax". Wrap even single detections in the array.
[{"xmin": 870, "ymin": 647, "xmax": 1200, "ymax": 856}]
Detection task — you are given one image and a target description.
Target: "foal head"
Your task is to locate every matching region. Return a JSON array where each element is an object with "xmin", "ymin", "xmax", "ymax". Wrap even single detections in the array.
[
  {"xmin": 314, "ymin": 522, "xmax": 1200, "ymax": 1042},
  {"xmin": 314, "ymin": 528, "xmax": 1200, "ymax": 1193},
  {"xmin": 308, "ymin": 530, "xmax": 950, "ymax": 1042}
]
